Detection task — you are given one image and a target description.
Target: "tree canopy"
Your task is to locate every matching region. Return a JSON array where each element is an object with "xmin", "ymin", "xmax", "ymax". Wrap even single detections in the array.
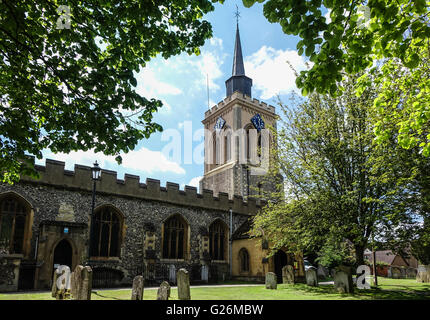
[
  {"xmin": 243, "ymin": 0, "xmax": 430, "ymax": 155},
  {"xmin": 252, "ymin": 76, "xmax": 420, "ymax": 266},
  {"xmin": 0, "ymin": 0, "xmax": 215, "ymax": 183}
]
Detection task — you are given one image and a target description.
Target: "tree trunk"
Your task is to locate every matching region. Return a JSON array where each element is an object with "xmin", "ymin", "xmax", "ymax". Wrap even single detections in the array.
[{"xmin": 355, "ymin": 245, "xmax": 365, "ymax": 267}]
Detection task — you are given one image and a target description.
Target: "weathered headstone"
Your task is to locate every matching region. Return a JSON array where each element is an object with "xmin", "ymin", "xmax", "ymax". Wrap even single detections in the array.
[
  {"xmin": 417, "ymin": 265, "xmax": 430, "ymax": 283},
  {"xmin": 157, "ymin": 285, "xmax": 169, "ymax": 300},
  {"xmin": 131, "ymin": 275, "xmax": 144, "ymax": 300},
  {"xmin": 282, "ymin": 265, "xmax": 295, "ymax": 284},
  {"xmin": 52, "ymin": 265, "xmax": 72, "ymax": 300},
  {"xmin": 177, "ymin": 268, "xmax": 191, "ymax": 300},
  {"xmin": 70, "ymin": 265, "xmax": 92, "ymax": 300},
  {"xmin": 305, "ymin": 268, "xmax": 318, "ymax": 287},
  {"xmin": 334, "ymin": 267, "xmax": 354, "ymax": 294},
  {"xmin": 201, "ymin": 265, "xmax": 209, "ymax": 282},
  {"xmin": 160, "ymin": 281, "xmax": 171, "ymax": 298},
  {"xmin": 51, "ymin": 269, "xmax": 59, "ymax": 298},
  {"xmin": 265, "ymin": 272, "xmax": 277, "ymax": 289}
]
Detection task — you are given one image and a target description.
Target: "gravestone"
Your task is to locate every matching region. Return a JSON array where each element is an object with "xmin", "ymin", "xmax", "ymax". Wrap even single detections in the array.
[
  {"xmin": 52, "ymin": 265, "xmax": 71, "ymax": 300},
  {"xmin": 417, "ymin": 265, "xmax": 430, "ymax": 283},
  {"xmin": 177, "ymin": 268, "xmax": 191, "ymax": 300},
  {"xmin": 51, "ymin": 269, "xmax": 59, "ymax": 298},
  {"xmin": 282, "ymin": 265, "xmax": 295, "ymax": 284},
  {"xmin": 157, "ymin": 285, "xmax": 169, "ymax": 300},
  {"xmin": 160, "ymin": 281, "xmax": 171, "ymax": 298},
  {"xmin": 334, "ymin": 268, "xmax": 354, "ymax": 294},
  {"xmin": 305, "ymin": 268, "xmax": 318, "ymax": 287},
  {"xmin": 70, "ymin": 265, "xmax": 92, "ymax": 300},
  {"xmin": 169, "ymin": 264, "xmax": 176, "ymax": 284},
  {"xmin": 131, "ymin": 275, "xmax": 144, "ymax": 300},
  {"xmin": 201, "ymin": 265, "xmax": 209, "ymax": 282},
  {"xmin": 265, "ymin": 272, "xmax": 277, "ymax": 289}
]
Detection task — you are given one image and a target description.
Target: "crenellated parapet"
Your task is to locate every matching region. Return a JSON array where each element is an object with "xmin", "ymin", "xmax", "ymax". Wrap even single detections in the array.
[
  {"xmin": 204, "ymin": 91, "xmax": 276, "ymax": 119},
  {"xmin": 21, "ymin": 159, "xmax": 264, "ymax": 215}
]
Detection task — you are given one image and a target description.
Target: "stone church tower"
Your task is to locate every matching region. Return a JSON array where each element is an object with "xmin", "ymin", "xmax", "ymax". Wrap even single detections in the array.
[{"xmin": 200, "ymin": 23, "xmax": 277, "ymax": 199}]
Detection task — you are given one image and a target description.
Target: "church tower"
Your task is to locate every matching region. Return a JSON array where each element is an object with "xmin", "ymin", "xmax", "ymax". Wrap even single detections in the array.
[{"xmin": 200, "ymin": 22, "xmax": 278, "ymax": 199}]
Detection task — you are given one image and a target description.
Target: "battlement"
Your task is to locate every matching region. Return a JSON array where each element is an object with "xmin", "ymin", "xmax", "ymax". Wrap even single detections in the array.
[
  {"xmin": 23, "ymin": 159, "xmax": 264, "ymax": 215},
  {"xmin": 204, "ymin": 91, "xmax": 275, "ymax": 118}
]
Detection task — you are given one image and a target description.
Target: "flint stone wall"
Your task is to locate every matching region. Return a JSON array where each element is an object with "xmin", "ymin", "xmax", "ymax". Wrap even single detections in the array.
[{"xmin": 0, "ymin": 159, "xmax": 255, "ymax": 290}]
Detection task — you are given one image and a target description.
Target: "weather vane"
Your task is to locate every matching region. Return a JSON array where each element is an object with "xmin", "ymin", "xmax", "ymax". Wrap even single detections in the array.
[{"xmin": 234, "ymin": 5, "xmax": 241, "ymax": 24}]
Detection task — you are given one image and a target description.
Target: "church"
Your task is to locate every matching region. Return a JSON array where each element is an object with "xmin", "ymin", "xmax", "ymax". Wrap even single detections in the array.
[{"xmin": 0, "ymin": 23, "xmax": 305, "ymax": 292}]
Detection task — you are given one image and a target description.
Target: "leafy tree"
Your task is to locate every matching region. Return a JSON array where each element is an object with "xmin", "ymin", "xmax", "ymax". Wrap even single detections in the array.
[
  {"xmin": 252, "ymin": 76, "xmax": 418, "ymax": 266},
  {"xmin": 242, "ymin": 0, "xmax": 430, "ymax": 155},
  {"xmin": 0, "ymin": 0, "xmax": 215, "ymax": 183}
]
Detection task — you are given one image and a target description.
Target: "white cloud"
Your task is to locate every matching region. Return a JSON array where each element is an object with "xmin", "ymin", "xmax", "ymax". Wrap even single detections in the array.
[
  {"xmin": 39, "ymin": 146, "xmax": 185, "ymax": 176},
  {"xmin": 244, "ymin": 46, "xmax": 308, "ymax": 99},
  {"xmin": 136, "ymin": 66, "xmax": 182, "ymax": 98}
]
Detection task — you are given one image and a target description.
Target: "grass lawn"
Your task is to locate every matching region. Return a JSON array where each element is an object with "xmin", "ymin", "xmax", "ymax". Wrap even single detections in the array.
[{"xmin": 0, "ymin": 278, "xmax": 429, "ymax": 300}]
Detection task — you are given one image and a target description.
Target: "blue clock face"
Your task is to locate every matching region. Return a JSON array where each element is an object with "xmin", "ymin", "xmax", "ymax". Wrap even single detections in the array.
[
  {"xmin": 251, "ymin": 114, "xmax": 265, "ymax": 132},
  {"xmin": 214, "ymin": 116, "xmax": 226, "ymax": 130}
]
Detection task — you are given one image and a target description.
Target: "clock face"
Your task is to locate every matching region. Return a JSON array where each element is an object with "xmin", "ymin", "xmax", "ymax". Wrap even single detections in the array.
[
  {"xmin": 214, "ymin": 116, "xmax": 226, "ymax": 130},
  {"xmin": 251, "ymin": 113, "xmax": 265, "ymax": 132}
]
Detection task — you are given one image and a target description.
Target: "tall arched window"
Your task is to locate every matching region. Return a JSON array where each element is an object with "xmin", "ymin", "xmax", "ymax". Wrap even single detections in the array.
[
  {"xmin": 239, "ymin": 248, "xmax": 250, "ymax": 272},
  {"xmin": 90, "ymin": 206, "xmax": 122, "ymax": 258},
  {"xmin": 0, "ymin": 196, "xmax": 29, "ymax": 254},
  {"xmin": 162, "ymin": 215, "xmax": 188, "ymax": 259},
  {"xmin": 209, "ymin": 220, "xmax": 228, "ymax": 261}
]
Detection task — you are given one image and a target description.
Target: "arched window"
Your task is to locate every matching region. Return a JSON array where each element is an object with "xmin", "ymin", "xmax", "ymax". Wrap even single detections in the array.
[
  {"xmin": 162, "ymin": 215, "xmax": 188, "ymax": 259},
  {"xmin": 0, "ymin": 196, "xmax": 29, "ymax": 254},
  {"xmin": 239, "ymin": 248, "xmax": 250, "ymax": 272},
  {"xmin": 209, "ymin": 220, "xmax": 228, "ymax": 261},
  {"xmin": 90, "ymin": 206, "xmax": 122, "ymax": 258}
]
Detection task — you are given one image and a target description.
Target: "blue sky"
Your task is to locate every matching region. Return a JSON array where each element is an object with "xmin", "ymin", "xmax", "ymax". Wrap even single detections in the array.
[{"xmin": 38, "ymin": 1, "xmax": 319, "ymax": 191}]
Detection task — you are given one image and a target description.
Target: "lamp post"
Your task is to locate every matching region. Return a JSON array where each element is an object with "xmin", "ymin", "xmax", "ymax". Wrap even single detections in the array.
[{"xmin": 87, "ymin": 161, "xmax": 101, "ymax": 265}]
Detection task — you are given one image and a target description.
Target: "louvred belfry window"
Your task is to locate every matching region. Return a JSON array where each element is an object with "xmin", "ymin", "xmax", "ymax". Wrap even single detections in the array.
[
  {"xmin": 209, "ymin": 220, "xmax": 228, "ymax": 261},
  {"xmin": 162, "ymin": 215, "xmax": 188, "ymax": 259},
  {"xmin": 90, "ymin": 206, "xmax": 121, "ymax": 258},
  {"xmin": 0, "ymin": 197, "xmax": 28, "ymax": 254}
]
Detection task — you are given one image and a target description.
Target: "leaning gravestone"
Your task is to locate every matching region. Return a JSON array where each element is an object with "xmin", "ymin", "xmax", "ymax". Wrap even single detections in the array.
[
  {"xmin": 305, "ymin": 268, "xmax": 318, "ymax": 287},
  {"xmin": 70, "ymin": 265, "xmax": 92, "ymax": 300},
  {"xmin": 131, "ymin": 275, "xmax": 144, "ymax": 300},
  {"xmin": 334, "ymin": 268, "xmax": 354, "ymax": 294},
  {"xmin": 265, "ymin": 272, "xmax": 277, "ymax": 289},
  {"xmin": 177, "ymin": 268, "xmax": 191, "ymax": 300},
  {"xmin": 282, "ymin": 265, "xmax": 295, "ymax": 284}
]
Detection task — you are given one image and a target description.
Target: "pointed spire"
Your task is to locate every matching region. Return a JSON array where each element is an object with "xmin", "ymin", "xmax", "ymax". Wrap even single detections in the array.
[
  {"xmin": 232, "ymin": 24, "xmax": 245, "ymax": 76},
  {"xmin": 225, "ymin": 17, "xmax": 252, "ymax": 98}
]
